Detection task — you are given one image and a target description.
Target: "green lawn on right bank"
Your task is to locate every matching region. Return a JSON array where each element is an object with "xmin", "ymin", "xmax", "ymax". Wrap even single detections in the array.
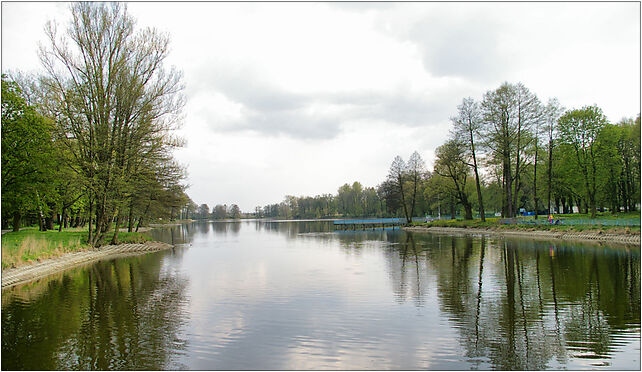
[{"xmin": 413, "ymin": 211, "xmax": 641, "ymax": 234}]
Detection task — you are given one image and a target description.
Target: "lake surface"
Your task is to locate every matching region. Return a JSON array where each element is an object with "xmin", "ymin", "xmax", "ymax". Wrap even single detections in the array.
[{"xmin": 2, "ymin": 220, "xmax": 640, "ymax": 370}]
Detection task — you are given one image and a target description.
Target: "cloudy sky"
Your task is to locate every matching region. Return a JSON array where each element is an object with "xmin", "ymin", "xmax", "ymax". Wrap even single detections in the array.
[{"xmin": 2, "ymin": 2, "xmax": 640, "ymax": 212}]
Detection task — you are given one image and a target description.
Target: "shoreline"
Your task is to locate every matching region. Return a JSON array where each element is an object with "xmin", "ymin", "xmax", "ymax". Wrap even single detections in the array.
[
  {"xmin": 404, "ymin": 226, "xmax": 641, "ymax": 245},
  {"xmin": 2, "ymin": 241, "xmax": 174, "ymax": 290}
]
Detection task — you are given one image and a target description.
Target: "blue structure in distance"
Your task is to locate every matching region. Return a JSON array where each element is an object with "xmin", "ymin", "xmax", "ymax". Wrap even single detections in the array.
[{"xmin": 333, "ymin": 218, "xmax": 407, "ymax": 230}]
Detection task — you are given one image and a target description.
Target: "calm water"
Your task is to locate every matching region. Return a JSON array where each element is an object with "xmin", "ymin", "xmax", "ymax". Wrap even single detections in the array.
[{"xmin": 2, "ymin": 220, "xmax": 640, "ymax": 370}]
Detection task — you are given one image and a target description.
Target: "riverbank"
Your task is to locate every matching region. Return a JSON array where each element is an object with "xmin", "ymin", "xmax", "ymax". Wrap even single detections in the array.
[
  {"xmin": 2, "ymin": 228, "xmax": 153, "ymax": 269},
  {"xmin": 2, "ymin": 241, "xmax": 173, "ymax": 289},
  {"xmin": 405, "ymin": 226, "xmax": 641, "ymax": 245}
]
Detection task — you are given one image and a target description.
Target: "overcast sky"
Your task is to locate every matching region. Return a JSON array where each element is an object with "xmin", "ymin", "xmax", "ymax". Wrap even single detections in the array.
[{"xmin": 2, "ymin": 2, "xmax": 640, "ymax": 212}]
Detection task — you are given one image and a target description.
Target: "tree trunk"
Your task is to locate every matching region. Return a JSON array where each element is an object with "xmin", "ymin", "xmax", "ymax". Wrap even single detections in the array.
[
  {"xmin": 37, "ymin": 213, "xmax": 45, "ymax": 231},
  {"xmin": 450, "ymin": 195, "xmax": 456, "ymax": 220},
  {"xmin": 470, "ymin": 129, "xmax": 485, "ymax": 222},
  {"xmin": 533, "ymin": 137, "xmax": 539, "ymax": 219},
  {"xmin": 128, "ymin": 199, "xmax": 134, "ymax": 233},
  {"xmin": 46, "ymin": 214, "xmax": 54, "ymax": 231},
  {"xmin": 398, "ymin": 175, "xmax": 410, "ymax": 223},
  {"xmin": 136, "ymin": 198, "xmax": 152, "ymax": 232},
  {"xmin": 513, "ymin": 112, "xmax": 523, "ymax": 218},
  {"xmin": 463, "ymin": 197, "xmax": 473, "ymax": 220},
  {"xmin": 505, "ymin": 152, "xmax": 514, "ymax": 218},
  {"xmin": 59, "ymin": 207, "xmax": 67, "ymax": 232},
  {"xmin": 547, "ymin": 132, "xmax": 554, "ymax": 214},
  {"xmin": 410, "ymin": 172, "xmax": 418, "ymax": 221},
  {"xmin": 91, "ymin": 200, "xmax": 108, "ymax": 247},
  {"xmin": 136, "ymin": 216, "xmax": 143, "ymax": 232},
  {"xmin": 36, "ymin": 192, "xmax": 46, "ymax": 231},
  {"xmin": 88, "ymin": 192, "xmax": 93, "ymax": 245},
  {"xmin": 110, "ymin": 213, "xmax": 121, "ymax": 245},
  {"xmin": 12, "ymin": 211, "xmax": 21, "ymax": 232}
]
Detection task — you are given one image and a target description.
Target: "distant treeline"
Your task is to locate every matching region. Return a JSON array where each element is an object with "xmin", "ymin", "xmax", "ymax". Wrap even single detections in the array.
[
  {"xmin": 188, "ymin": 204, "xmax": 242, "ymax": 220},
  {"xmin": 246, "ymin": 82, "xmax": 640, "ymax": 221}
]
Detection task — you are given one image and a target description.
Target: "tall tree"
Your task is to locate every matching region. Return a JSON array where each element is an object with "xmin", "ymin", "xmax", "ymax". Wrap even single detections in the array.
[
  {"xmin": 387, "ymin": 156, "xmax": 410, "ymax": 222},
  {"xmin": 451, "ymin": 97, "xmax": 486, "ymax": 221},
  {"xmin": 544, "ymin": 98, "xmax": 564, "ymax": 214},
  {"xmin": 39, "ymin": 3, "xmax": 184, "ymax": 246},
  {"xmin": 557, "ymin": 106, "xmax": 608, "ymax": 218},
  {"xmin": 511, "ymin": 83, "xmax": 540, "ymax": 215},
  {"xmin": 406, "ymin": 151, "xmax": 426, "ymax": 221},
  {"xmin": 482, "ymin": 82, "xmax": 538, "ymax": 217},
  {"xmin": 482, "ymin": 83, "xmax": 517, "ymax": 217}
]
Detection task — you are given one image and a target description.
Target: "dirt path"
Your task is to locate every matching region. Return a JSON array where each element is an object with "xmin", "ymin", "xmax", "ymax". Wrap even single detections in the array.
[
  {"xmin": 404, "ymin": 226, "xmax": 641, "ymax": 245},
  {"xmin": 2, "ymin": 241, "xmax": 173, "ymax": 290}
]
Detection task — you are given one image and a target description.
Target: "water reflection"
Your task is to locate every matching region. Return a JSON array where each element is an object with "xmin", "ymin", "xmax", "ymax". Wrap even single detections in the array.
[
  {"xmin": 2, "ymin": 220, "xmax": 639, "ymax": 370},
  {"xmin": 397, "ymin": 233, "xmax": 641, "ymax": 370},
  {"xmin": 149, "ymin": 223, "xmax": 193, "ymax": 246},
  {"xmin": 2, "ymin": 250, "xmax": 190, "ymax": 370}
]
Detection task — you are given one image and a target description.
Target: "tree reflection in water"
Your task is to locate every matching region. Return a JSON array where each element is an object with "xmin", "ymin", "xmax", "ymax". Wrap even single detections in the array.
[
  {"xmin": 2, "ymin": 250, "xmax": 190, "ymax": 370},
  {"xmin": 187, "ymin": 220, "xmax": 639, "ymax": 369},
  {"xmin": 2, "ymin": 221, "xmax": 639, "ymax": 370},
  {"xmin": 381, "ymin": 233, "xmax": 640, "ymax": 369}
]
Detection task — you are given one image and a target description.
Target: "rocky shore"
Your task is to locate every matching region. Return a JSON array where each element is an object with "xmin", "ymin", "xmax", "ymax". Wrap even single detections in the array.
[{"xmin": 2, "ymin": 241, "xmax": 173, "ymax": 289}]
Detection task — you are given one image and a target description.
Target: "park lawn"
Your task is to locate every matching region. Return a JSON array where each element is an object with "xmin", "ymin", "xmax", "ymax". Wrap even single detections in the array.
[
  {"xmin": 413, "ymin": 213, "xmax": 640, "ymax": 234},
  {"xmin": 1, "ymin": 228, "xmax": 152, "ymax": 269}
]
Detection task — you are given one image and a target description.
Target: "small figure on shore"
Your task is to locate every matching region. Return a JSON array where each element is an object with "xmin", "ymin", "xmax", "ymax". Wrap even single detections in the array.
[{"xmin": 548, "ymin": 214, "xmax": 554, "ymax": 224}]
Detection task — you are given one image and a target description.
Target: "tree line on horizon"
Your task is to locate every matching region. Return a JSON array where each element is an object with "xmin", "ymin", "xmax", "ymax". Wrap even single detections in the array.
[
  {"xmin": 1, "ymin": 4, "xmax": 193, "ymax": 246},
  {"xmin": 250, "ymin": 82, "xmax": 640, "ymax": 221},
  {"xmin": 187, "ymin": 203, "xmax": 242, "ymax": 220}
]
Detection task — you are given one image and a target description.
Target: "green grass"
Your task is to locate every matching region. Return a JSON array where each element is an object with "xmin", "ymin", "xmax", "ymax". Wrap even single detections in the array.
[
  {"xmin": 413, "ymin": 213, "xmax": 640, "ymax": 234},
  {"xmin": 1, "ymin": 228, "xmax": 151, "ymax": 269},
  {"xmin": 546, "ymin": 211, "xmax": 641, "ymax": 220}
]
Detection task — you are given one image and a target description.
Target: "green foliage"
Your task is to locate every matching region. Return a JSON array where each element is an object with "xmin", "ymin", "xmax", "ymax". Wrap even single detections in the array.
[
  {"xmin": 1, "ymin": 76, "xmax": 57, "ymax": 230},
  {"xmin": 558, "ymin": 106, "xmax": 609, "ymax": 218},
  {"xmin": 434, "ymin": 139, "xmax": 474, "ymax": 219}
]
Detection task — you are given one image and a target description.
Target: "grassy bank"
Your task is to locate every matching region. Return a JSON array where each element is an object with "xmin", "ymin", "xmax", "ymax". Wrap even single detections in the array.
[
  {"xmin": 1, "ymin": 228, "xmax": 151, "ymax": 269},
  {"xmin": 412, "ymin": 212, "xmax": 641, "ymax": 234}
]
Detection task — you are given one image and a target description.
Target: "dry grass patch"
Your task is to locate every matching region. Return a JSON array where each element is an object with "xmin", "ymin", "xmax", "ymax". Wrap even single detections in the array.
[{"xmin": 2, "ymin": 233, "xmax": 88, "ymax": 269}]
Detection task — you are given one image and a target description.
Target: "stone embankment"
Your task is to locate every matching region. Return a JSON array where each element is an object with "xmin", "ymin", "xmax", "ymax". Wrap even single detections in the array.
[
  {"xmin": 2, "ymin": 242, "xmax": 173, "ymax": 289},
  {"xmin": 405, "ymin": 226, "xmax": 641, "ymax": 245}
]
